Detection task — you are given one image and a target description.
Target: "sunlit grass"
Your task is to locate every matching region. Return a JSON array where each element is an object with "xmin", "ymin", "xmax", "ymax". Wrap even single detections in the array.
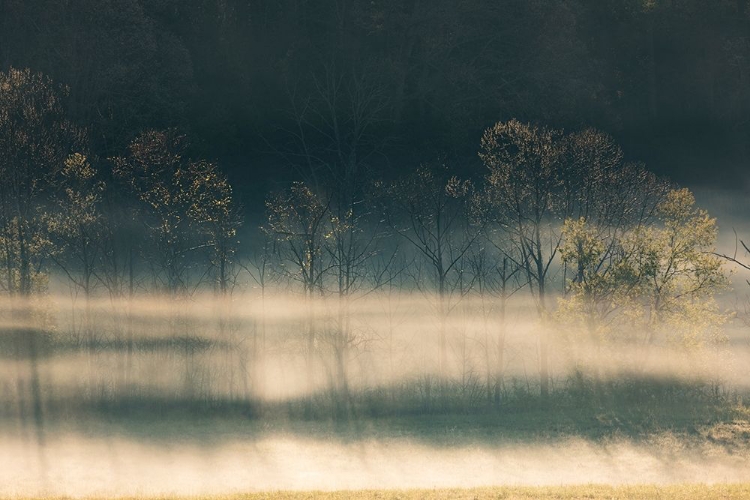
[
  {"xmin": 219, "ymin": 484, "xmax": 750, "ymax": 499},
  {"xmin": 10, "ymin": 484, "xmax": 750, "ymax": 499}
]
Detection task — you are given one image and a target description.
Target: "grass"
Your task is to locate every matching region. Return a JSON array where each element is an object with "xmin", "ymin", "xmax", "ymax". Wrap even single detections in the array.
[
  {"xmin": 43, "ymin": 392, "xmax": 748, "ymax": 451},
  {"xmin": 210, "ymin": 484, "xmax": 750, "ymax": 499},
  {"xmin": 4, "ymin": 383, "xmax": 750, "ymax": 499},
  {"xmin": 9, "ymin": 484, "xmax": 750, "ymax": 499},
  {"xmin": 13, "ymin": 401, "xmax": 747, "ymax": 497}
]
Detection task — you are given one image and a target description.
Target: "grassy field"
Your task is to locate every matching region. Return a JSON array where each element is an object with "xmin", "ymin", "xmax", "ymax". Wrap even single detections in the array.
[
  {"xmin": 8, "ymin": 484, "xmax": 750, "ymax": 499},
  {"xmin": 251, "ymin": 484, "xmax": 750, "ymax": 499},
  {"xmin": 221, "ymin": 484, "xmax": 750, "ymax": 499},
  {"xmin": 56, "ymin": 392, "xmax": 750, "ymax": 449},
  {"xmin": 3, "ymin": 392, "xmax": 749, "ymax": 497}
]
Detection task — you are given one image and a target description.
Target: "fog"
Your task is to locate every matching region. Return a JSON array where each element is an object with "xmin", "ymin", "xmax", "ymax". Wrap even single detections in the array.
[
  {"xmin": 3, "ymin": 291, "xmax": 749, "ymax": 405},
  {"xmin": 2, "ymin": 280, "xmax": 750, "ymax": 495},
  {"xmin": 4, "ymin": 34, "xmax": 750, "ymax": 495},
  {"xmin": 3, "ymin": 431, "xmax": 749, "ymax": 497},
  {"xmin": 1, "ymin": 188, "xmax": 750, "ymax": 495}
]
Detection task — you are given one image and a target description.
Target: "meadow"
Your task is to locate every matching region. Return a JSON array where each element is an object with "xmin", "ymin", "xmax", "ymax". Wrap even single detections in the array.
[{"xmin": 2, "ymin": 293, "xmax": 750, "ymax": 497}]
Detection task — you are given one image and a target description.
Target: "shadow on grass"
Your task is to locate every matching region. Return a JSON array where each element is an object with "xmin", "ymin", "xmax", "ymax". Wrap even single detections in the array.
[
  {"xmin": 7, "ymin": 375, "xmax": 746, "ymax": 452},
  {"xmin": 0, "ymin": 326, "xmax": 227, "ymax": 358},
  {"xmin": 1, "ymin": 327, "xmax": 747, "ymax": 451}
]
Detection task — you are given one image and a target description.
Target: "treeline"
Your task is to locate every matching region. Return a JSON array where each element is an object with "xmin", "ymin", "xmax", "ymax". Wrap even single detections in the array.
[
  {"xmin": 0, "ymin": 68, "xmax": 733, "ymax": 415},
  {"xmin": 1, "ymin": 0, "xmax": 749, "ymax": 186}
]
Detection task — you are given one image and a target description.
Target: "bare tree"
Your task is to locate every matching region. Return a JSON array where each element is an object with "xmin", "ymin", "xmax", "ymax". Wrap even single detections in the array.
[
  {"xmin": 46, "ymin": 153, "xmax": 105, "ymax": 347},
  {"xmin": 264, "ymin": 181, "xmax": 330, "ymax": 402},
  {"xmin": 480, "ymin": 119, "xmax": 565, "ymax": 397},
  {"xmin": 381, "ymin": 163, "xmax": 483, "ymax": 389},
  {"xmin": 563, "ymin": 129, "xmax": 669, "ymax": 285},
  {"xmin": 467, "ymin": 242, "xmax": 523, "ymax": 405},
  {"xmin": 274, "ymin": 61, "xmax": 389, "ymax": 193},
  {"xmin": 112, "ymin": 130, "xmax": 198, "ymax": 296},
  {"xmin": 0, "ymin": 67, "xmax": 82, "ymax": 457},
  {"xmin": 186, "ymin": 160, "xmax": 243, "ymax": 297},
  {"xmin": 0, "ymin": 68, "xmax": 82, "ymax": 299}
]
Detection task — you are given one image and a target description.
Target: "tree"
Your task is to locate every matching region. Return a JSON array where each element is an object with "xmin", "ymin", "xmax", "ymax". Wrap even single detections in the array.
[
  {"xmin": 264, "ymin": 181, "xmax": 330, "ymax": 401},
  {"xmin": 322, "ymin": 197, "xmax": 382, "ymax": 415},
  {"xmin": 559, "ymin": 188, "xmax": 730, "ymax": 360},
  {"xmin": 557, "ymin": 215, "xmax": 637, "ymax": 390},
  {"xmin": 0, "ymin": 68, "xmax": 82, "ymax": 298},
  {"xmin": 636, "ymin": 189, "xmax": 729, "ymax": 348},
  {"xmin": 466, "ymin": 241, "xmax": 523, "ymax": 405},
  {"xmin": 265, "ymin": 182, "xmax": 330, "ymax": 298},
  {"xmin": 381, "ymin": 163, "xmax": 482, "ymax": 386},
  {"xmin": 186, "ymin": 160, "xmax": 242, "ymax": 296},
  {"xmin": 480, "ymin": 120, "xmax": 671, "ymax": 397},
  {"xmin": 114, "ymin": 129, "xmax": 242, "ymax": 399},
  {"xmin": 45, "ymin": 153, "xmax": 105, "ymax": 345},
  {"xmin": 480, "ymin": 119, "xmax": 565, "ymax": 397},
  {"xmin": 112, "ymin": 129, "xmax": 197, "ymax": 295},
  {"xmin": 0, "ymin": 66, "xmax": 82, "ymax": 460}
]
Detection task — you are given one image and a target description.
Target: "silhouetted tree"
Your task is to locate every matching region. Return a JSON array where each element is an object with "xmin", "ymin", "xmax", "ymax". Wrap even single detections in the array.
[
  {"xmin": 0, "ymin": 68, "xmax": 82, "ymax": 298},
  {"xmin": 46, "ymin": 153, "xmax": 105, "ymax": 345},
  {"xmin": 264, "ymin": 181, "xmax": 330, "ymax": 401},
  {"xmin": 480, "ymin": 119, "xmax": 565, "ymax": 397},
  {"xmin": 381, "ymin": 163, "xmax": 482, "ymax": 388},
  {"xmin": 186, "ymin": 160, "xmax": 242, "ymax": 296},
  {"xmin": 112, "ymin": 130, "xmax": 197, "ymax": 296},
  {"xmin": 0, "ymin": 66, "xmax": 82, "ymax": 461}
]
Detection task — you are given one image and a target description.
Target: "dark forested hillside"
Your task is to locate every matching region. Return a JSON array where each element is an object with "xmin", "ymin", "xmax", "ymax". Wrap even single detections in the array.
[{"xmin": 2, "ymin": 0, "xmax": 748, "ymax": 207}]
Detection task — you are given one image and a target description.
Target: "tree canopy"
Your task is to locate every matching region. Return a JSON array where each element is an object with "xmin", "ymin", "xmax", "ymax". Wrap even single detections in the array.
[{"xmin": 2, "ymin": 0, "xmax": 748, "ymax": 200}]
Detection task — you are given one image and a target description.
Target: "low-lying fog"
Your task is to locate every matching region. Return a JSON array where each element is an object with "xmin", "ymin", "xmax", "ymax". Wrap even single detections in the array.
[
  {"xmin": 3, "ymin": 429, "xmax": 749, "ymax": 496},
  {"xmin": 3, "ymin": 193, "xmax": 750, "ymax": 496},
  {"xmin": 0, "ymin": 287, "xmax": 749, "ymax": 496},
  {"xmin": 1, "ymin": 291, "xmax": 749, "ymax": 405}
]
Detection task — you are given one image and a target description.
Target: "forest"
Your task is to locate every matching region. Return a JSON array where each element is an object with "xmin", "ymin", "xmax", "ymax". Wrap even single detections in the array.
[
  {"xmin": 3, "ymin": 0, "xmax": 750, "ymax": 193},
  {"xmin": 0, "ymin": 65, "xmax": 743, "ymax": 417},
  {"xmin": 2, "ymin": 1, "xmax": 750, "ymax": 497}
]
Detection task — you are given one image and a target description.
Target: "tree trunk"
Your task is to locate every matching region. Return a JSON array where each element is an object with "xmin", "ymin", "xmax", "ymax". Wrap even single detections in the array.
[{"xmin": 495, "ymin": 258, "xmax": 508, "ymax": 406}]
